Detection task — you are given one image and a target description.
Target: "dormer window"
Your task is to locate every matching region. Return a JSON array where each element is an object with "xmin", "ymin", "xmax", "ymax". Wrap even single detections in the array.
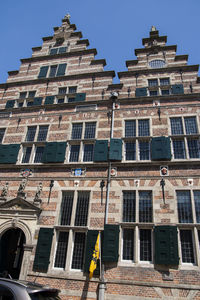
[{"xmin": 149, "ymin": 60, "xmax": 166, "ymax": 69}]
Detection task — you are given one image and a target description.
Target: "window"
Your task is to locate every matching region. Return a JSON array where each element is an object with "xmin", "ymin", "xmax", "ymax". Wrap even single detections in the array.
[
  {"xmin": 49, "ymin": 47, "xmax": 67, "ymax": 55},
  {"xmin": 21, "ymin": 125, "xmax": 48, "ymax": 164},
  {"xmin": 170, "ymin": 116, "xmax": 199, "ymax": 159},
  {"xmin": 176, "ymin": 190, "xmax": 200, "ymax": 264},
  {"xmin": 69, "ymin": 86, "xmax": 77, "ymax": 94},
  {"xmin": 38, "ymin": 64, "xmax": 67, "ymax": 78},
  {"xmin": 149, "ymin": 60, "xmax": 166, "ymax": 68},
  {"xmin": 19, "ymin": 92, "xmax": 27, "ymax": 99},
  {"xmin": 124, "ymin": 119, "xmax": 150, "ymax": 161},
  {"xmin": 54, "ymin": 191, "xmax": 89, "ymax": 270},
  {"xmin": 0, "ymin": 128, "xmax": 5, "ymax": 143},
  {"xmin": 69, "ymin": 122, "xmax": 96, "ymax": 162},
  {"xmin": 28, "ymin": 91, "xmax": 36, "ymax": 98},
  {"xmin": 148, "ymin": 78, "xmax": 170, "ymax": 96},
  {"xmin": 58, "ymin": 87, "xmax": 67, "ymax": 94},
  {"xmin": 122, "ymin": 191, "xmax": 153, "ymax": 263}
]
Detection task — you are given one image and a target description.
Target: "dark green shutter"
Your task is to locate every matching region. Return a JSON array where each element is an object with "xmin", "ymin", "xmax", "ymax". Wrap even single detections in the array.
[
  {"xmin": 33, "ymin": 228, "xmax": 54, "ymax": 272},
  {"xmin": 5, "ymin": 100, "xmax": 15, "ymax": 109},
  {"xmin": 42, "ymin": 142, "xmax": 66, "ymax": 163},
  {"xmin": 171, "ymin": 84, "xmax": 184, "ymax": 95},
  {"xmin": 38, "ymin": 66, "xmax": 49, "ymax": 78},
  {"xmin": 93, "ymin": 140, "xmax": 108, "ymax": 162},
  {"xmin": 7, "ymin": 144, "xmax": 20, "ymax": 163},
  {"xmin": 42, "ymin": 142, "xmax": 57, "ymax": 163},
  {"xmin": 56, "ymin": 142, "xmax": 67, "ymax": 162},
  {"xmin": 44, "ymin": 96, "xmax": 55, "ymax": 105},
  {"xmin": 0, "ymin": 144, "xmax": 20, "ymax": 164},
  {"xmin": 109, "ymin": 139, "xmax": 122, "ymax": 161},
  {"xmin": 56, "ymin": 64, "xmax": 67, "ymax": 76},
  {"xmin": 33, "ymin": 97, "xmax": 43, "ymax": 106},
  {"xmin": 154, "ymin": 226, "xmax": 179, "ymax": 265},
  {"xmin": 84, "ymin": 230, "xmax": 99, "ymax": 273},
  {"xmin": 151, "ymin": 137, "xmax": 171, "ymax": 161},
  {"xmin": 102, "ymin": 224, "xmax": 119, "ymax": 262},
  {"xmin": 135, "ymin": 88, "xmax": 147, "ymax": 97},
  {"xmin": 75, "ymin": 93, "xmax": 86, "ymax": 102}
]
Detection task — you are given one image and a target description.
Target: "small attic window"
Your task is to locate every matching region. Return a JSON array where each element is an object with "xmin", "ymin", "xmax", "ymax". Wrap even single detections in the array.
[{"xmin": 149, "ymin": 60, "xmax": 166, "ymax": 69}]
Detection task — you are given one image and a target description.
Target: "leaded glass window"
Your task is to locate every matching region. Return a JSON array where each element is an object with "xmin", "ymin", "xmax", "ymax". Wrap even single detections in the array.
[
  {"xmin": 139, "ymin": 191, "xmax": 152, "ymax": 222},
  {"xmin": 123, "ymin": 191, "xmax": 135, "ymax": 222},
  {"xmin": 123, "ymin": 229, "xmax": 134, "ymax": 261},
  {"xmin": 177, "ymin": 191, "xmax": 193, "ymax": 223}
]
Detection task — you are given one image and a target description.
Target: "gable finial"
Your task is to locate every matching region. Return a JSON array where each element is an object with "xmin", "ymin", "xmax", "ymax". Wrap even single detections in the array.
[{"xmin": 151, "ymin": 26, "xmax": 157, "ymax": 32}]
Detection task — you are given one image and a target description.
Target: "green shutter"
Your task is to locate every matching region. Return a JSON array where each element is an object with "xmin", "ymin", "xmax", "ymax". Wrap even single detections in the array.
[
  {"xmin": 171, "ymin": 84, "xmax": 184, "ymax": 95},
  {"xmin": 102, "ymin": 224, "xmax": 119, "ymax": 262},
  {"xmin": 42, "ymin": 142, "xmax": 57, "ymax": 163},
  {"xmin": 93, "ymin": 140, "xmax": 108, "ymax": 162},
  {"xmin": 84, "ymin": 230, "xmax": 99, "ymax": 273},
  {"xmin": 56, "ymin": 64, "xmax": 67, "ymax": 76},
  {"xmin": 0, "ymin": 144, "xmax": 20, "ymax": 164},
  {"xmin": 154, "ymin": 226, "xmax": 179, "ymax": 265},
  {"xmin": 75, "ymin": 93, "xmax": 86, "ymax": 102},
  {"xmin": 0, "ymin": 145, "xmax": 9, "ymax": 163},
  {"xmin": 38, "ymin": 66, "xmax": 49, "ymax": 78},
  {"xmin": 42, "ymin": 142, "xmax": 66, "ymax": 163},
  {"xmin": 56, "ymin": 142, "xmax": 67, "ymax": 162},
  {"xmin": 135, "ymin": 88, "xmax": 147, "ymax": 97},
  {"xmin": 44, "ymin": 96, "xmax": 55, "ymax": 105},
  {"xmin": 151, "ymin": 137, "xmax": 171, "ymax": 161},
  {"xmin": 109, "ymin": 139, "xmax": 122, "ymax": 161},
  {"xmin": 33, "ymin": 97, "xmax": 43, "ymax": 106},
  {"xmin": 5, "ymin": 100, "xmax": 15, "ymax": 109},
  {"xmin": 7, "ymin": 144, "xmax": 20, "ymax": 163},
  {"xmin": 33, "ymin": 228, "xmax": 54, "ymax": 272}
]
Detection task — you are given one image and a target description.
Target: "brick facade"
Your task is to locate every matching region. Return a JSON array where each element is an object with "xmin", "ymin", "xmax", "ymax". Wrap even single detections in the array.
[{"xmin": 0, "ymin": 17, "xmax": 200, "ymax": 299}]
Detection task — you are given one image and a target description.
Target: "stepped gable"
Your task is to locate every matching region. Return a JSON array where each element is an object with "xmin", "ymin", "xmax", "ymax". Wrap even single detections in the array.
[
  {"xmin": 0, "ymin": 14, "xmax": 115, "ymax": 108},
  {"xmin": 118, "ymin": 26, "xmax": 200, "ymax": 99}
]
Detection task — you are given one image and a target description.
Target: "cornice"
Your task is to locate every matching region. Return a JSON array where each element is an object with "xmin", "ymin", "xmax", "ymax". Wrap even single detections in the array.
[
  {"xmin": 135, "ymin": 45, "xmax": 177, "ymax": 55},
  {"xmin": 118, "ymin": 65, "xmax": 199, "ymax": 78},
  {"xmin": 20, "ymin": 48, "xmax": 97, "ymax": 64},
  {"xmin": 0, "ymin": 70, "xmax": 115, "ymax": 88}
]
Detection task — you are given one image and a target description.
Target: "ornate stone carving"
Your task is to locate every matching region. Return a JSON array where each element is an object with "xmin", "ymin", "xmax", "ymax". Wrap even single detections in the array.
[
  {"xmin": 34, "ymin": 182, "xmax": 43, "ymax": 203},
  {"xmin": 17, "ymin": 178, "xmax": 27, "ymax": 199},
  {"xmin": 1, "ymin": 182, "xmax": 9, "ymax": 198}
]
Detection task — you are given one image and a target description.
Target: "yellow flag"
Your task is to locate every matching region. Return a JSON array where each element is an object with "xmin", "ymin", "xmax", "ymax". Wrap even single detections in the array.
[{"xmin": 89, "ymin": 233, "xmax": 100, "ymax": 279}]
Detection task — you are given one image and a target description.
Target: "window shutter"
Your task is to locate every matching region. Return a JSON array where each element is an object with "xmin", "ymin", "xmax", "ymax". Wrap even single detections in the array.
[
  {"xmin": 154, "ymin": 226, "xmax": 179, "ymax": 265},
  {"xmin": 42, "ymin": 142, "xmax": 66, "ymax": 163},
  {"xmin": 56, "ymin": 64, "xmax": 67, "ymax": 76},
  {"xmin": 5, "ymin": 100, "xmax": 15, "ymax": 109},
  {"xmin": 151, "ymin": 137, "xmax": 171, "ymax": 161},
  {"xmin": 135, "ymin": 88, "xmax": 147, "ymax": 97},
  {"xmin": 0, "ymin": 145, "xmax": 9, "ymax": 163},
  {"xmin": 102, "ymin": 224, "xmax": 119, "ymax": 262},
  {"xmin": 75, "ymin": 93, "xmax": 86, "ymax": 102},
  {"xmin": 33, "ymin": 97, "xmax": 43, "ymax": 106},
  {"xmin": 38, "ymin": 66, "xmax": 49, "ymax": 78},
  {"xmin": 93, "ymin": 140, "xmax": 108, "ymax": 162},
  {"xmin": 0, "ymin": 144, "xmax": 20, "ymax": 164},
  {"xmin": 42, "ymin": 142, "xmax": 57, "ymax": 163},
  {"xmin": 56, "ymin": 142, "xmax": 67, "ymax": 162},
  {"xmin": 171, "ymin": 84, "xmax": 184, "ymax": 95},
  {"xmin": 7, "ymin": 144, "xmax": 20, "ymax": 163},
  {"xmin": 33, "ymin": 228, "xmax": 54, "ymax": 272},
  {"xmin": 84, "ymin": 230, "xmax": 99, "ymax": 273},
  {"xmin": 109, "ymin": 139, "xmax": 122, "ymax": 161},
  {"xmin": 44, "ymin": 96, "xmax": 55, "ymax": 105}
]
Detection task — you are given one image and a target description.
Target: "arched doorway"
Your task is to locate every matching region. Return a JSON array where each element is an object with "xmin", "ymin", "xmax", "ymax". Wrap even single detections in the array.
[{"xmin": 0, "ymin": 228, "xmax": 26, "ymax": 279}]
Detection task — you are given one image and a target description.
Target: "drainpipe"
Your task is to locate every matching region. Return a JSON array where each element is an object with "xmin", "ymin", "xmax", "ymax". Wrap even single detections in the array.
[{"xmin": 99, "ymin": 91, "xmax": 118, "ymax": 300}]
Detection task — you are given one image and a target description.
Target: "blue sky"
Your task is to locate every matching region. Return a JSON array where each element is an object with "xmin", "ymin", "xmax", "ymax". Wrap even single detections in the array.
[{"xmin": 0, "ymin": 0, "xmax": 200, "ymax": 83}]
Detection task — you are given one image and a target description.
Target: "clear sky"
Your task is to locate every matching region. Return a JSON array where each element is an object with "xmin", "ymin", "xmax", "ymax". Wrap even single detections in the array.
[{"xmin": 0, "ymin": 0, "xmax": 200, "ymax": 83}]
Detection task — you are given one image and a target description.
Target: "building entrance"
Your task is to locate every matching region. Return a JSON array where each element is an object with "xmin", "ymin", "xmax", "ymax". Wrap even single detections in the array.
[{"xmin": 0, "ymin": 228, "xmax": 26, "ymax": 279}]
